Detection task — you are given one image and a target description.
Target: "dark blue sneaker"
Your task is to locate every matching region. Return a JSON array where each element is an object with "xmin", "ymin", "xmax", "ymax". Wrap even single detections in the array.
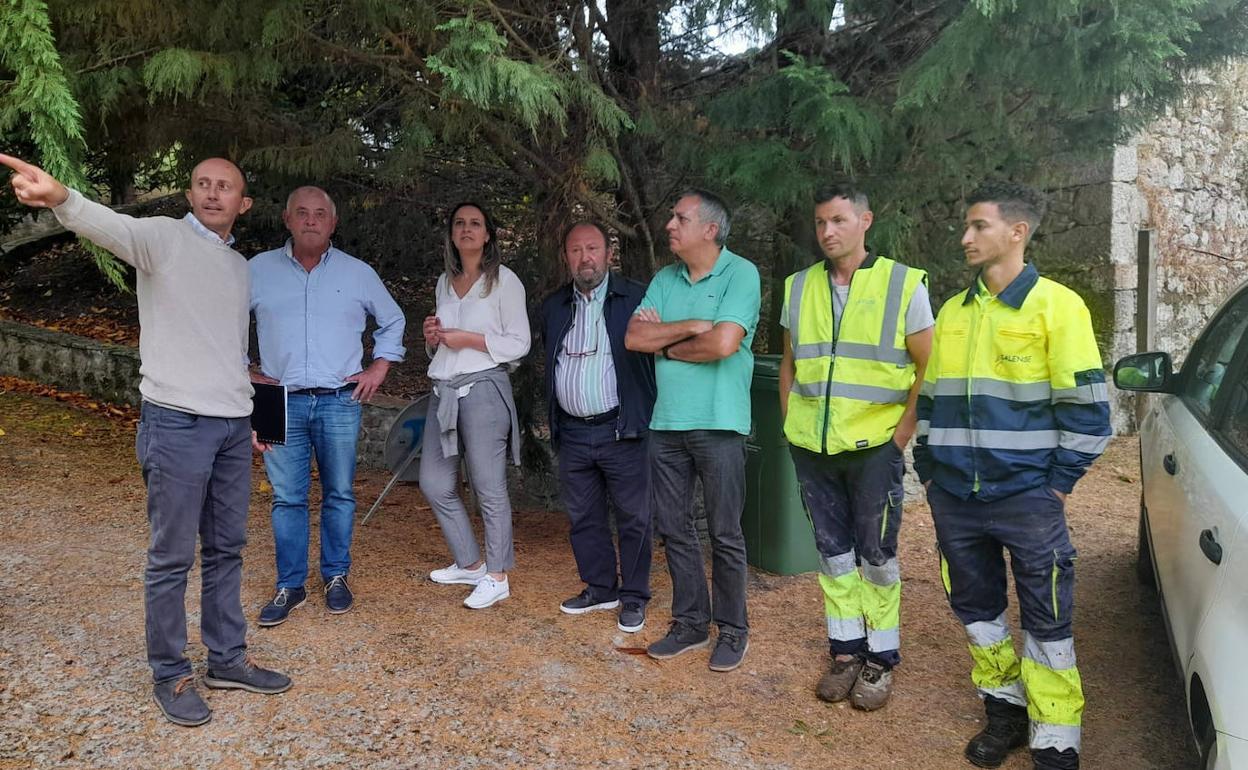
[
  {"xmin": 708, "ymin": 631, "xmax": 749, "ymax": 672},
  {"xmin": 325, "ymin": 574, "xmax": 353, "ymax": 615},
  {"xmin": 646, "ymin": 621, "xmax": 710, "ymax": 660},
  {"xmin": 258, "ymin": 586, "xmax": 306, "ymax": 627},
  {"xmin": 617, "ymin": 601, "xmax": 646, "ymax": 633},
  {"xmin": 559, "ymin": 588, "xmax": 619, "ymax": 615}
]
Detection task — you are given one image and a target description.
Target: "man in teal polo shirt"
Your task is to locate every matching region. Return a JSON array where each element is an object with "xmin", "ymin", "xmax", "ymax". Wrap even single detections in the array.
[{"xmin": 625, "ymin": 189, "xmax": 761, "ymax": 672}]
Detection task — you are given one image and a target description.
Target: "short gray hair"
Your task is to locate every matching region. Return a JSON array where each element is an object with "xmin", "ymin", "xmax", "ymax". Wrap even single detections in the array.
[
  {"xmin": 681, "ymin": 188, "xmax": 732, "ymax": 247},
  {"xmin": 285, "ymin": 186, "xmax": 337, "ymax": 218}
]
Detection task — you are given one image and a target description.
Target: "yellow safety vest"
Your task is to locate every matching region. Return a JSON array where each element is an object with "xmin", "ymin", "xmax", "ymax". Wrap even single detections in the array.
[{"xmin": 784, "ymin": 255, "xmax": 926, "ymax": 455}]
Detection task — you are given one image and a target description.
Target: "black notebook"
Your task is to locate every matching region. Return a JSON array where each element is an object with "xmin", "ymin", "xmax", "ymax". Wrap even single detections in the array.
[{"xmin": 251, "ymin": 383, "xmax": 288, "ymax": 445}]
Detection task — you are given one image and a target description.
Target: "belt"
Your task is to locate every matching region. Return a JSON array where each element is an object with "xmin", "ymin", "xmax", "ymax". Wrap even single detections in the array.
[
  {"xmin": 559, "ymin": 407, "xmax": 619, "ymax": 426},
  {"xmin": 290, "ymin": 385, "xmax": 354, "ymax": 396}
]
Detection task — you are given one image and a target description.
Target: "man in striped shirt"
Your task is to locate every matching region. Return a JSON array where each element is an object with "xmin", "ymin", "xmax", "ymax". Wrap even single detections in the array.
[{"xmin": 539, "ymin": 222, "xmax": 657, "ymax": 633}]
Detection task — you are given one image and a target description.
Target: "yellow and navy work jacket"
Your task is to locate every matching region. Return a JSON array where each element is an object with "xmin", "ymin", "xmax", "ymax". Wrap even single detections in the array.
[
  {"xmin": 912, "ymin": 264, "xmax": 1111, "ymax": 502},
  {"xmin": 783, "ymin": 254, "xmax": 927, "ymax": 455}
]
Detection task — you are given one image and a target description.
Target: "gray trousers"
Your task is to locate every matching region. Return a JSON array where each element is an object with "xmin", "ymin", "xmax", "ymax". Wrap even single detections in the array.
[
  {"xmin": 419, "ymin": 383, "xmax": 516, "ymax": 572},
  {"xmin": 136, "ymin": 402, "xmax": 251, "ymax": 683}
]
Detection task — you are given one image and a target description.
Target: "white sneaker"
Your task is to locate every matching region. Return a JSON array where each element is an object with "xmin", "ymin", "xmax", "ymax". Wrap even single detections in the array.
[
  {"xmin": 430, "ymin": 562, "xmax": 487, "ymax": 585},
  {"xmin": 463, "ymin": 576, "xmax": 509, "ymax": 609}
]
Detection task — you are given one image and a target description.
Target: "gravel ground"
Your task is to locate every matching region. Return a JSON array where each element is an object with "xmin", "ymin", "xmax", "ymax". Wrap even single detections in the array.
[{"xmin": 0, "ymin": 389, "xmax": 1194, "ymax": 769}]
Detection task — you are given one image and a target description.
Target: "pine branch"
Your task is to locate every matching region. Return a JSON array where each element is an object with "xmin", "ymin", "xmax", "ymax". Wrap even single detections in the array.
[{"xmin": 0, "ymin": 0, "xmax": 126, "ymax": 289}]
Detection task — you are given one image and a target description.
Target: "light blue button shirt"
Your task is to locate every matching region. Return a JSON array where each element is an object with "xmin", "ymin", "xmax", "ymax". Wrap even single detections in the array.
[{"xmin": 249, "ymin": 241, "xmax": 406, "ymax": 389}]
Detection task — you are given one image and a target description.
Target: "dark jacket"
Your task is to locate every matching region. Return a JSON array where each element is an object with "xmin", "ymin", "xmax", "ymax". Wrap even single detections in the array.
[{"xmin": 539, "ymin": 272, "xmax": 657, "ymax": 450}]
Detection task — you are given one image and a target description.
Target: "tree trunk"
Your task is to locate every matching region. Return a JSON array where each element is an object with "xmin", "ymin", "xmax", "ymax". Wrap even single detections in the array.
[{"xmin": 604, "ymin": 0, "xmax": 662, "ymax": 279}]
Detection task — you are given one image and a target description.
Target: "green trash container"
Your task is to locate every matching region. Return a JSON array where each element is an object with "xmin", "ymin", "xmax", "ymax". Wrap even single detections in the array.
[{"xmin": 742, "ymin": 354, "xmax": 821, "ymax": 575}]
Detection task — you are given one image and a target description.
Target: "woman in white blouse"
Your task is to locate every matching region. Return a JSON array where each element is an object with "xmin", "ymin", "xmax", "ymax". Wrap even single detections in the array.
[{"xmin": 420, "ymin": 202, "xmax": 530, "ymax": 609}]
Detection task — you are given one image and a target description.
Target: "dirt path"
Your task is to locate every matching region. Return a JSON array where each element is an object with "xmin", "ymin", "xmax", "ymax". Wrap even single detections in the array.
[{"xmin": 0, "ymin": 390, "xmax": 1193, "ymax": 769}]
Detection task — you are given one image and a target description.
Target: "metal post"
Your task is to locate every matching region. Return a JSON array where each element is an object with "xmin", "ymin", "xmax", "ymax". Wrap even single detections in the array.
[{"xmin": 1136, "ymin": 229, "xmax": 1158, "ymax": 427}]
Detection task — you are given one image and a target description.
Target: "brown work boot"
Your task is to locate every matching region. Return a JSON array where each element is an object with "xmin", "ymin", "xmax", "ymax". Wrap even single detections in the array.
[
  {"xmin": 816, "ymin": 655, "xmax": 864, "ymax": 703},
  {"xmin": 850, "ymin": 661, "xmax": 893, "ymax": 711}
]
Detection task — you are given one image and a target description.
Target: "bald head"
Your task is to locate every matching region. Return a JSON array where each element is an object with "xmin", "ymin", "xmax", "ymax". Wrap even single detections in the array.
[{"xmin": 185, "ymin": 157, "xmax": 251, "ymax": 239}]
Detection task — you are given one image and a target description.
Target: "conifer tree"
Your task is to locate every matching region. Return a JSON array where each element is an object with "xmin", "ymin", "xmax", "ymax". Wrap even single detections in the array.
[
  {"xmin": 0, "ymin": 0, "xmax": 125, "ymax": 286},
  {"xmin": 3, "ymin": 0, "xmax": 1248, "ymax": 295}
]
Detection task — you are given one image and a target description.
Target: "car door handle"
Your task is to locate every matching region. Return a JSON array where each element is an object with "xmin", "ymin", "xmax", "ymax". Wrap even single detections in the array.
[
  {"xmin": 1199, "ymin": 529, "xmax": 1223, "ymax": 565},
  {"xmin": 1163, "ymin": 453, "xmax": 1178, "ymax": 475}
]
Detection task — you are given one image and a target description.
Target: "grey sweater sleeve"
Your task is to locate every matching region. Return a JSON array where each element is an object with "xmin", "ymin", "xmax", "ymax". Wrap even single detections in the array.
[{"xmin": 52, "ymin": 189, "xmax": 167, "ymax": 274}]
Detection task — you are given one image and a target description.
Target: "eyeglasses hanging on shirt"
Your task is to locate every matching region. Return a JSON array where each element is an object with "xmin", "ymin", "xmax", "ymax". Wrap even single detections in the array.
[{"xmin": 563, "ymin": 308, "xmax": 601, "ymax": 358}]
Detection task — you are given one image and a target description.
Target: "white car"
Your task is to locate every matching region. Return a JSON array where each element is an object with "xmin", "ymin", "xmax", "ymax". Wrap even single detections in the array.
[{"xmin": 1115, "ymin": 284, "xmax": 1248, "ymax": 770}]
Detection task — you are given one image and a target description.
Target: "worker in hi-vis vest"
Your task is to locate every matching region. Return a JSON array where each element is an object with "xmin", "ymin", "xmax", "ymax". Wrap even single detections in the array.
[
  {"xmin": 779, "ymin": 183, "xmax": 933, "ymax": 711},
  {"xmin": 914, "ymin": 181, "xmax": 1110, "ymax": 770}
]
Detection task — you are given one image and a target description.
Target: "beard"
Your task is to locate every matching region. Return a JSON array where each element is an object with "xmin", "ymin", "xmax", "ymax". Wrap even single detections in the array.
[{"xmin": 573, "ymin": 267, "xmax": 607, "ymax": 292}]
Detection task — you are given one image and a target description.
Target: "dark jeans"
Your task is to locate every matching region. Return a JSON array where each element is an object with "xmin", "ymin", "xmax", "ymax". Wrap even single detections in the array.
[
  {"xmin": 137, "ymin": 402, "xmax": 252, "ymax": 683},
  {"xmin": 557, "ymin": 418, "xmax": 652, "ymax": 604},
  {"xmin": 649, "ymin": 429, "xmax": 748, "ymax": 636}
]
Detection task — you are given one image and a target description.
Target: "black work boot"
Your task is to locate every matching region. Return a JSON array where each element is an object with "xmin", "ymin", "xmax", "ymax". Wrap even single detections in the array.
[
  {"xmin": 1032, "ymin": 747, "xmax": 1079, "ymax": 770},
  {"xmin": 965, "ymin": 697, "xmax": 1029, "ymax": 768}
]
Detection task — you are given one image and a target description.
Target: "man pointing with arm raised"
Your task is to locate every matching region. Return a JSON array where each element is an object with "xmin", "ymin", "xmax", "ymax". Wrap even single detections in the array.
[{"xmin": 1, "ymin": 153, "xmax": 292, "ymax": 728}]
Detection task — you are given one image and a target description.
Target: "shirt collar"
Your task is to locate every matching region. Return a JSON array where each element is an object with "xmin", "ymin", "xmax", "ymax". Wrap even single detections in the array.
[
  {"xmin": 573, "ymin": 274, "xmax": 610, "ymax": 305},
  {"xmin": 282, "ymin": 239, "xmax": 334, "ymax": 267},
  {"xmin": 963, "ymin": 263, "xmax": 1039, "ymax": 309},
  {"xmin": 678, "ymin": 247, "xmax": 733, "ymax": 283},
  {"xmin": 819, "ymin": 249, "xmax": 878, "ymax": 280},
  {"xmin": 183, "ymin": 213, "xmax": 235, "ymax": 247}
]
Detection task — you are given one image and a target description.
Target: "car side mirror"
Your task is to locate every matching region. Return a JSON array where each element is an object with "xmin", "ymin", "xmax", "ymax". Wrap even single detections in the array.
[{"xmin": 1114, "ymin": 352, "xmax": 1174, "ymax": 392}]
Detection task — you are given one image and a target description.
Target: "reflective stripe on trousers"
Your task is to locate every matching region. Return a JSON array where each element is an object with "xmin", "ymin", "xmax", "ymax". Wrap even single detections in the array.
[{"xmin": 819, "ymin": 551, "xmax": 900, "ymax": 654}]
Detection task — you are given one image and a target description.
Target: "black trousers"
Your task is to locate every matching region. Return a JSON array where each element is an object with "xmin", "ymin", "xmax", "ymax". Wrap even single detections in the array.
[{"xmin": 557, "ymin": 418, "xmax": 652, "ymax": 604}]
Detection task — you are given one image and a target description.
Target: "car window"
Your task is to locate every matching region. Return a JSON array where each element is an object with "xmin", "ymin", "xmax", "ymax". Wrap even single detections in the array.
[
  {"xmin": 1222, "ymin": 375, "xmax": 1248, "ymax": 466},
  {"xmin": 1181, "ymin": 290, "xmax": 1248, "ymax": 420}
]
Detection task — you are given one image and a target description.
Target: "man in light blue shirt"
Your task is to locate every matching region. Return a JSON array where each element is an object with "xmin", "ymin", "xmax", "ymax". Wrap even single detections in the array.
[{"xmin": 249, "ymin": 186, "xmax": 406, "ymax": 624}]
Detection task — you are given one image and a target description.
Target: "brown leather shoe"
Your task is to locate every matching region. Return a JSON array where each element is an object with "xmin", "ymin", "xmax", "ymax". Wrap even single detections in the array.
[
  {"xmin": 850, "ymin": 661, "xmax": 893, "ymax": 711},
  {"xmin": 816, "ymin": 655, "xmax": 864, "ymax": 703}
]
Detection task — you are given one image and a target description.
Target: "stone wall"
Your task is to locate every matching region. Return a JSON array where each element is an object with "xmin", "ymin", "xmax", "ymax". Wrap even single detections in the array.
[
  {"xmin": 0, "ymin": 319, "xmax": 408, "ymax": 471},
  {"xmin": 1034, "ymin": 61, "xmax": 1248, "ymax": 434},
  {"xmin": 1131, "ymin": 62, "xmax": 1248, "ymax": 360},
  {"xmin": 0, "ymin": 319, "xmax": 141, "ymax": 406}
]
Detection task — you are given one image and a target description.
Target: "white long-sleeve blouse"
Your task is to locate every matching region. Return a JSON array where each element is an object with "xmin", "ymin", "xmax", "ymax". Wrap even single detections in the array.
[{"xmin": 427, "ymin": 264, "xmax": 531, "ymax": 381}]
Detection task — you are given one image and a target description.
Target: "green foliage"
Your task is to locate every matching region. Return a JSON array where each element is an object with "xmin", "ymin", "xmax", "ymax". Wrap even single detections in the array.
[
  {"xmin": 428, "ymin": 17, "xmax": 566, "ymax": 134},
  {"xmin": 0, "ymin": 0, "xmax": 125, "ymax": 287},
  {"xmin": 3, "ymin": 0, "xmax": 1248, "ymax": 298}
]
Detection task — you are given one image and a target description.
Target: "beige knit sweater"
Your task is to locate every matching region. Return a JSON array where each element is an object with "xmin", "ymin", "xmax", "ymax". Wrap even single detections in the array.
[{"xmin": 53, "ymin": 190, "xmax": 253, "ymax": 417}]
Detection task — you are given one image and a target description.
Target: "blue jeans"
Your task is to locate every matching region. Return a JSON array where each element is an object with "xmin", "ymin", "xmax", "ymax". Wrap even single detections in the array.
[
  {"xmin": 649, "ymin": 429, "xmax": 748, "ymax": 636},
  {"xmin": 263, "ymin": 389, "xmax": 362, "ymax": 588}
]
